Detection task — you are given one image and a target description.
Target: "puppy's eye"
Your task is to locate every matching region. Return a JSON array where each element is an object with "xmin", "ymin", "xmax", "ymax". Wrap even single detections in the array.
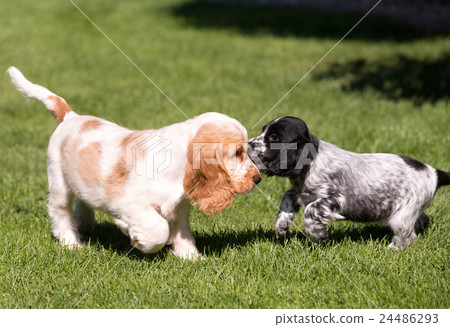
[
  {"xmin": 235, "ymin": 149, "xmax": 244, "ymax": 160},
  {"xmin": 269, "ymin": 134, "xmax": 279, "ymax": 142}
]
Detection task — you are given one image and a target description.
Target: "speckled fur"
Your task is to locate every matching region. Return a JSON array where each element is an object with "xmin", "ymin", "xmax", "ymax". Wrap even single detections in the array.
[{"xmin": 249, "ymin": 116, "xmax": 448, "ymax": 248}]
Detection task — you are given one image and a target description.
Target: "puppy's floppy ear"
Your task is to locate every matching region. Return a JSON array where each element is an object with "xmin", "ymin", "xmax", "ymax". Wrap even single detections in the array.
[
  {"xmin": 289, "ymin": 119, "xmax": 319, "ymax": 178},
  {"xmin": 273, "ymin": 117, "xmax": 319, "ymax": 178},
  {"xmin": 288, "ymin": 116, "xmax": 313, "ymax": 147},
  {"xmin": 183, "ymin": 123, "xmax": 235, "ymax": 215}
]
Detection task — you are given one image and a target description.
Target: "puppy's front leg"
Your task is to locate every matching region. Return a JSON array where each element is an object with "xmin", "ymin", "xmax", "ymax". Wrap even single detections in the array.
[
  {"xmin": 167, "ymin": 200, "xmax": 201, "ymax": 260},
  {"xmin": 275, "ymin": 188, "xmax": 301, "ymax": 238}
]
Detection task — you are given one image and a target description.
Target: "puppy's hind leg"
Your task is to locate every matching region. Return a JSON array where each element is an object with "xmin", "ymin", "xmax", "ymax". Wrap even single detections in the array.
[
  {"xmin": 74, "ymin": 198, "xmax": 96, "ymax": 237},
  {"xmin": 48, "ymin": 166, "xmax": 82, "ymax": 249},
  {"xmin": 275, "ymin": 188, "xmax": 300, "ymax": 238},
  {"xmin": 387, "ymin": 211, "xmax": 423, "ymax": 249}
]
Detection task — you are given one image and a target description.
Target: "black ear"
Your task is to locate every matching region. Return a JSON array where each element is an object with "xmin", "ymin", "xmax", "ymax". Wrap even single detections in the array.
[
  {"xmin": 285, "ymin": 118, "xmax": 319, "ymax": 178},
  {"xmin": 286, "ymin": 117, "xmax": 311, "ymax": 146},
  {"xmin": 285, "ymin": 144, "xmax": 304, "ymax": 176},
  {"xmin": 288, "ymin": 134, "xmax": 319, "ymax": 177}
]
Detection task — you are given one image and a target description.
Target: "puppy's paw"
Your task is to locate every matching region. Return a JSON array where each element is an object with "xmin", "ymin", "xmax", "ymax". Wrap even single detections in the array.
[
  {"xmin": 172, "ymin": 244, "xmax": 202, "ymax": 261},
  {"xmin": 304, "ymin": 224, "xmax": 329, "ymax": 243},
  {"xmin": 306, "ymin": 232, "xmax": 329, "ymax": 244},
  {"xmin": 388, "ymin": 242, "xmax": 400, "ymax": 250},
  {"xmin": 61, "ymin": 241, "xmax": 84, "ymax": 251},
  {"xmin": 275, "ymin": 218, "xmax": 293, "ymax": 238},
  {"xmin": 180, "ymin": 251, "xmax": 203, "ymax": 261},
  {"xmin": 58, "ymin": 234, "xmax": 83, "ymax": 250}
]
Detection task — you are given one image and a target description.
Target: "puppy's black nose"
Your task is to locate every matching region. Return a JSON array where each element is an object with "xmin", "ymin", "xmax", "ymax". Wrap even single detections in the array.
[{"xmin": 253, "ymin": 176, "xmax": 262, "ymax": 185}]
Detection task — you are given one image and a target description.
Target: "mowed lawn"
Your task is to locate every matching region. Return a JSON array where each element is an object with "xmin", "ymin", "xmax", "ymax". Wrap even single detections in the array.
[{"xmin": 0, "ymin": 0, "xmax": 448, "ymax": 309}]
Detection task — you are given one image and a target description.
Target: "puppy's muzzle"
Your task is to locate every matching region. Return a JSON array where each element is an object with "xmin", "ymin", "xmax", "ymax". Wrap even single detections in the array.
[{"xmin": 247, "ymin": 140, "xmax": 260, "ymax": 158}]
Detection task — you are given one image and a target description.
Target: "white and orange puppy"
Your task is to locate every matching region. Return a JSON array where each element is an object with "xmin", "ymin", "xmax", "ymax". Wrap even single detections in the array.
[{"xmin": 7, "ymin": 67, "xmax": 261, "ymax": 260}]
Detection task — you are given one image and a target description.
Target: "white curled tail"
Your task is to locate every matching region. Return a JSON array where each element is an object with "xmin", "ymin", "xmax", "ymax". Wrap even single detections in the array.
[{"xmin": 6, "ymin": 66, "xmax": 75, "ymax": 124}]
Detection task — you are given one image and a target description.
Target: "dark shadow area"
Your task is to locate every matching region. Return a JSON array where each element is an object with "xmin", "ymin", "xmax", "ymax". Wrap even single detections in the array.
[
  {"xmin": 328, "ymin": 224, "xmax": 392, "ymax": 245},
  {"xmin": 315, "ymin": 53, "xmax": 450, "ymax": 104},
  {"xmin": 86, "ymin": 221, "xmax": 169, "ymax": 261},
  {"xmin": 194, "ymin": 227, "xmax": 290, "ymax": 256},
  {"xmin": 194, "ymin": 224, "xmax": 394, "ymax": 255},
  {"xmin": 170, "ymin": 1, "xmax": 445, "ymax": 41},
  {"xmin": 88, "ymin": 223, "xmax": 295, "ymax": 258}
]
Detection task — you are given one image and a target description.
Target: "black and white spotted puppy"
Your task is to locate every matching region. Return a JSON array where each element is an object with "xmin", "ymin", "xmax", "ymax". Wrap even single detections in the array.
[{"xmin": 248, "ymin": 116, "xmax": 449, "ymax": 248}]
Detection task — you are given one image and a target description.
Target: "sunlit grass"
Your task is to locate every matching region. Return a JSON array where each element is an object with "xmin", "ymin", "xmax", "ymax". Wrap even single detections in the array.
[{"xmin": 0, "ymin": 0, "xmax": 448, "ymax": 308}]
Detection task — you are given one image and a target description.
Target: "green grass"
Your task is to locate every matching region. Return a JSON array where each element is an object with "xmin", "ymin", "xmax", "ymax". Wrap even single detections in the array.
[{"xmin": 0, "ymin": 0, "xmax": 449, "ymax": 308}]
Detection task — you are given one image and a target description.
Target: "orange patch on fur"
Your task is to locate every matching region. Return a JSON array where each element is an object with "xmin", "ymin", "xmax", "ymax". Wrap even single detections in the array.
[
  {"xmin": 48, "ymin": 96, "xmax": 72, "ymax": 124},
  {"xmin": 60, "ymin": 137, "xmax": 102, "ymax": 191},
  {"xmin": 104, "ymin": 132, "xmax": 146, "ymax": 199},
  {"xmin": 80, "ymin": 119, "xmax": 103, "ymax": 133},
  {"xmin": 76, "ymin": 141, "xmax": 102, "ymax": 188}
]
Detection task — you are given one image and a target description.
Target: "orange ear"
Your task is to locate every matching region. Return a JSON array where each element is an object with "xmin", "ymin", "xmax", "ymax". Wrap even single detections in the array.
[{"xmin": 183, "ymin": 124, "xmax": 235, "ymax": 215}]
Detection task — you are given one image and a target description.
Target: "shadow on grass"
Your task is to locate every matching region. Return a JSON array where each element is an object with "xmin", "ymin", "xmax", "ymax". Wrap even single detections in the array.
[
  {"xmin": 87, "ymin": 221, "xmax": 398, "ymax": 259},
  {"xmin": 170, "ymin": 1, "xmax": 444, "ymax": 41},
  {"xmin": 194, "ymin": 227, "xmax": 284, "ymax": 256},
  {"xmin": 87, "ymin": 222, "xmax": 281, "ymax": 259},
  {"xmin": 314, "ymin": 53, "xmax": 450, "ymax": 104},
  {"xmin": 327, "ymin": 224, "xmax": 392, "ymax": 246},
  {"xmin": 86, "ymin": 221, "xmax": 169, "ymax": 261}
]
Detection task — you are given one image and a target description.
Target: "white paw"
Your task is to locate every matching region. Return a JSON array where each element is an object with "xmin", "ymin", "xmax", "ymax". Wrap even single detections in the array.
[
  {"xmin": 388, "ymin": 242, "xmax": 400, "ymax": 250},
  {"xmin": 275, "ymin": 217, "xmax": 293, "ymax": 238},
  {"xmin": 59, "ymin": 237, "xmax": 83, "ymax": 250},
  {"xmin": 172, "ymin": 246, "xmax": 202, "ymax": 261}
]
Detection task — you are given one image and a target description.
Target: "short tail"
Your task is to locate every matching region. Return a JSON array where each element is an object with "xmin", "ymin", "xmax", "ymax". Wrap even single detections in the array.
[
  {"xmin": 436, "ymin": 169, "xmax": 450, "ymax": 188},
  {"xmin": 6, "ymin": 66, "xmax": 74, "ymax": 124}
]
